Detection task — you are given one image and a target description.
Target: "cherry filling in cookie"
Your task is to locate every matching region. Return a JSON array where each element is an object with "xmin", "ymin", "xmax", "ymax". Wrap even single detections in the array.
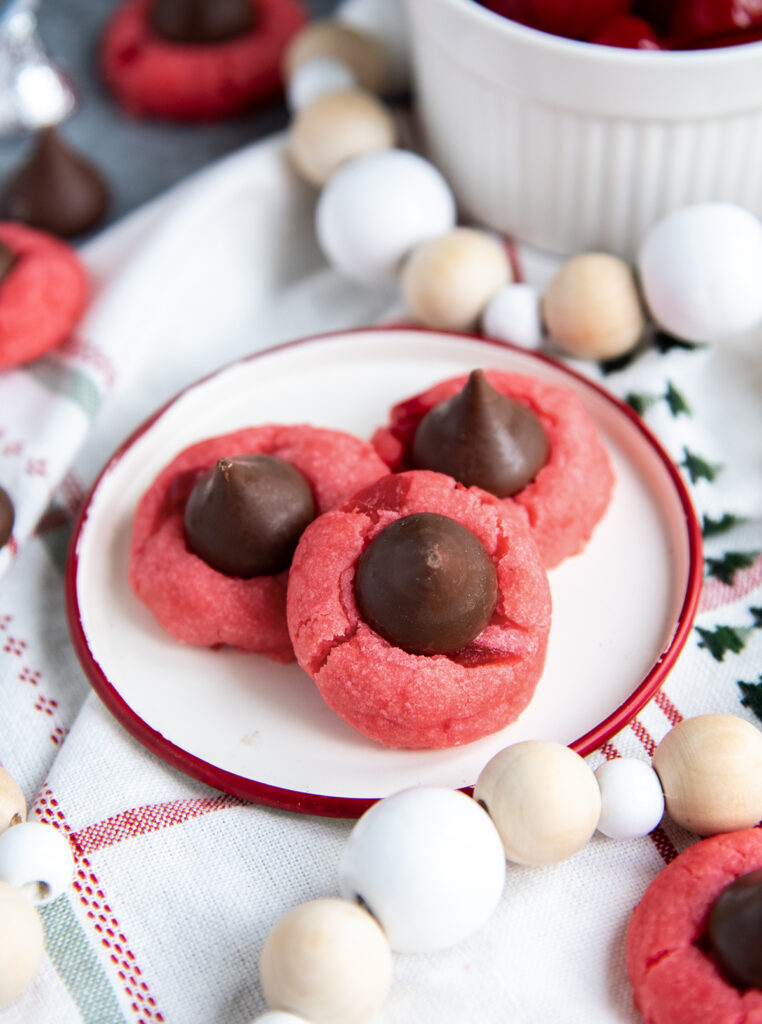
[
  {"xmin": 626, "ymin": 829, "xmax": 762, "ymax": 1024},
  {"xmin": 0, "ymin": 222, "xmax": 89, "ymax": 371},
  {"xmin": 100, "ymin": 0, "xmax": 307, "ymax": 121},
  {"xmin": 128, "ymin": 425, "xmax": 388, "ymax": 662},
  {"xmin": 286, "ymin": 470, "xmax": 552, "ymax": 749},
  {"xmin": 372, "ymin": 369, "xmax": 614, "ymax": 568}
]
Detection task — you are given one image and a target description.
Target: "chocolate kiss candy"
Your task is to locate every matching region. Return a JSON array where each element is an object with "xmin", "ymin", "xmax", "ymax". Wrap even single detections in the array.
[
  {"xmin": 0, "ymin": 129, "xmax": 109, "ymax": 239},
  {"xmin": 184, "ymin": 454, "xmax": 315, "ymax": 577},
  {"xmin": 412, "ymin": 369, "xmax": 549, "ymax": 497},
  {"xmin": 354, "ymin": 512, "xmax": 498, "ymax": 655},
  {"xmin": 0, "ymin": 240, "xmax": 15, "ymax": 286},
  {"xmin": 706, "ymin": 867, "xmax": 762, "ymax": 990},
  {"xmin": 0, "ymin": 487, "xmax": 14, "ymax": 549},
  {"xmin": 150, "ymin": 0, "xmax": 256, "ymax": 43}
]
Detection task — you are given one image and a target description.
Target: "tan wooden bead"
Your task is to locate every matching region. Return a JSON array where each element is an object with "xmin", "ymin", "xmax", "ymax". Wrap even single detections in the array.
[
  {"xmin": 401, "ymin": 228, "xmax": 512, "ymax": 331},
  {"xmin": 283, "ymin": 22, "xmax": 387, "ymax": 96},
  {"xmin": 0, "ymin": 767, "xmax": 25, "ymax": 834},
  {"xmin": 0, "ymin": 880, "xmax": 44, "ymax": 1009},
  {"xmin": 260, "ymin": 898, "xmax": 392, "ymax": 1024},
  {"xmin": 542, "ymin": 252, "xmax": 645, "ymax": 360},
  {"xmin": 474, "ymin": 741, "xmax": 601, "ymax": 866},
  {"xmin": 652, "ymin": 714, "xmax": 762, "ymax": 836},
  {"xmin": 289, "ymin": 90, "xmax": 396, "ymax": 188}
]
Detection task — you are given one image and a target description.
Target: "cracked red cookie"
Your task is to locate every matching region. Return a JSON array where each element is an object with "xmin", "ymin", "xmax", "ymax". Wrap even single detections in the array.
[
  {"xmin": 286, "ymin": 469, "xmax": 552, "ymax": 748},
  {"xmin": 128, "ymin": 424, "xmax": 388, "ymax": 662},
  {"xmin": 372, "ymin": 370, "xmax": 614, "ymax": 568},
  {"xmin": 100, "ymin": 0, "xmax": 307, "ymax": 121},
  {"xmin": 0, "ymin": 222, "xmax": 88, "ymax": 371},
  {"xmin": 626, "ymin": 829, "xmax": 762, "ymax": 1024}
]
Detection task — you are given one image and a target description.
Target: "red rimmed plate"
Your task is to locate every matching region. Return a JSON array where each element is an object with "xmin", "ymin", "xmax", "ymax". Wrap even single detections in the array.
[{"xmin": 65, "ymin": 327, "xmax": 703, "ymax": 818}]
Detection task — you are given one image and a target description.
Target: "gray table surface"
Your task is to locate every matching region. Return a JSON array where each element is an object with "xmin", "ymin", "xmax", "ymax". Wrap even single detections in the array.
[{"xmin": 0, "ymin": 0, "xmax": 338, "ymax": 231}]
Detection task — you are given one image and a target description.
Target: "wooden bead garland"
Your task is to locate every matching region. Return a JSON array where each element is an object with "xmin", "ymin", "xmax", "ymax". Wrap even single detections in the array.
[
  {"xmin": 283, "ymin": 16, "xmax": 762, "ymax": 354},
  {"xmin": 250, "ymin": 711, "xmax": 762, "ymax": 1024},
  {"xmin": 0, "ymin": 880, "xmax": 44, "ymax": 1009}
]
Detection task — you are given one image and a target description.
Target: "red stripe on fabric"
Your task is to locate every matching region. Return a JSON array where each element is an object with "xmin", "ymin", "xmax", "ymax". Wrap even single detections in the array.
[
  {"xmin": 34, "ymin": 787, "xmax": 165, "ymax": 1024},
  {"xmin": 600, "ymin": 742, "xmax": 620, "ymax": 761},
  {"xmin": 69, "ymin": 795, "xmax": 242, "ymax": 857},
  {"xmin": 653, "ymin": 690, "xmax": 684, "ymax": 728},
  {"xmin": 629, "ymin": 717, "xmax": 656, "ymax": 758},
  {"xmin": 648, "ymin": 825, "xmax": 679, "ymax": 864},
  {"xmin": 699, "ymin": 554, "xmax": 762, "ymax": 613}
]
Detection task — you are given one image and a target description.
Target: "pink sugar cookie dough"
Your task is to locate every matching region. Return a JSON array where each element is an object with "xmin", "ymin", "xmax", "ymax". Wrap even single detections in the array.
[
  {"xmin": 129, "ymin": 425, "xmax": 388, "ymax": 662},
  {"xmin": 626, "ymin": 829, "xmax": 762, "ymax": 1024},
  {"xmin": 372, "ymin": 370, "xmax": 615, "ymax": 568},
  {"xmin": 0, "ymin": 222, "xmax": 88, "ymax": 371},
  {"xmin": 286, "ymin": 470, "xmax": 552, "ymax": 748}
]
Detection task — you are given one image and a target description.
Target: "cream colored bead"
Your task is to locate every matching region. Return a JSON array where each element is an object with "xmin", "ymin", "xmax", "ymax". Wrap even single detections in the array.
[
  {"xmin": 283, "ymin": 22, "xmax": 386, "ymax": 96},
  {"xmin": 474, "ymin": 741, "xmax": 601, "ymax": 866},
  {"xmin": 652, "ymin": 714, "xmax": 762, "ymax": 836},
  {"xmin": 260, "ymin": 898, "xmax": 391, "ymax": 1024},
  {"xmin": 289, "ymin": 90, "xmax": 395, "ymax": 188},
  {"xmin": 0, "ymin": 880, "xmax": 44, "ymax": 1009},
  {"xmin": 542, "ymin": 252, "xmax": 644, "ymax": 360},
  {"xmin": 0, "ymin": 767, "xmax": 25, "ymax": 834},
  {"xmin": 401, "ymin": 228, "xmax": 512, "ymax": 331}
]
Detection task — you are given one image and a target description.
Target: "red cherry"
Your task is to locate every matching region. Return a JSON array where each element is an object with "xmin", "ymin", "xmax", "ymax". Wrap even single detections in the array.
[
  {"xmin": 477, "ymin": 0, "xmax": 634, "ymax": 40},
  {"xmin": 665, "ymin": 0, "xmax": 762, "ymax": 46},
  {"xmin": 631, "ymin": 0, "xmax": 676, "ymax": 35},
  {"xmin": 591, "ymin": 13, "xmax": 663, "ymax": 47}
]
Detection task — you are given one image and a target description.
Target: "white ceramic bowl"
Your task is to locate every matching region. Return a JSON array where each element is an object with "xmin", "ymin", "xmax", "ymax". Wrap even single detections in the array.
[{"xmin": 404, "ymin": 0, "xmax": 762, "ymax": 257}]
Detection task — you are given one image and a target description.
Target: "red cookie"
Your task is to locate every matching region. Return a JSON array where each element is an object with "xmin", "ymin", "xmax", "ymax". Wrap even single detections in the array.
[
  {"xmin": 372, "ymin": 371, "xmax": 614, "ymax": 568},
  {"xmin": 0, "ymin": 222, "xmax": 89, "ymax": 371},
  {"xmin": 286, "ymin": 470, "xmax": 552, "ymax": 748},
  {"xmin": 100, "ymin": 0, "xmax": 307, "ymax": 121},
  {"xmin": 128, "ymin": 425, "xmax": 388, "ymax": 661},
  {"xmin": 627, "ymin": 829, "xmax": 762, "ymax": 1024}
]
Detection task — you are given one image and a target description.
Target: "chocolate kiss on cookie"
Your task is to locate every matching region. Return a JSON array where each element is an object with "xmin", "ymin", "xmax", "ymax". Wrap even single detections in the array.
[
  {"xmin": 355, "ymin": 512, "xmax": 498, "ymax": 655},
  {"xmin": 184, "ymin": 454, "xmax": 315, "ymax": 577},
  {"xmin": 706, "ymin": 867, "xmax": 762, "ymax": 989},
  {"xmin": 412, "ymin": 369, "xmax": 548, "ymax": 497},
  {"xmin": 0, "ymin": 129, "xmax": 109, "ymax": 239},
  {"xmin": 0, "ymin": 487, "xmax": 14, "ymax": 549},
  {"xmin": 150, "ymin": 0, "xmax": 256, "ymax": 43}
]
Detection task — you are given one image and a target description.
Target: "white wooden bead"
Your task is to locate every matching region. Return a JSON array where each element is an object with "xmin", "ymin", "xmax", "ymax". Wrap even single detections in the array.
[
  {"xmin": 401, "ymin": 228, "xmax": 512, "ymax": 331},
  {"xmin": 339, "ymin": 787, "xmax": 505, "ymax": 953},
  {"xmin": 474, "ymin": 741, "xmax": 601, "ymax": 865},
  {"xmin": 639, "ymin": 202, "xmax": 762, "ymax": 343},
  {"xmin": 289, "ymin": 90, "xmax": 395, "ymax": 188},
  {"xmin": 652, "ymin": 714, "xmax": 762, "ymax": 836},
  {"xmin": 316, "ymin": 149, "xmax": 456, "ymax": 282},
  {"xmin": 336, "ymin": 0, "xmax": 410, "ymax": 95},
  {"xmin": 0, "ymin": 880, "xmax": 44, "ymax": 1009},
  {"xmin": 287, "ymin": 58, "xmax": 357, "ymax": 113},
  {"xmin": 481, "ymin": 283, "xmax": 543, "ymax": 349},
  {"xmin": 595, "ymin": 758, "xmax": 665, "ymax": 841},
  {"xmin": 0, "ymin": 821, "xmax": 74, "ymax": 904},
  {"xmin": 0, "ymin": 767, "xmax": 25, "ymax": 834},
  {"xmin": 260, "ymin": 898, "xmax": 391, "ymax": 1024},
  {"xmin": 542, "ymin": 252, "xmax": 644, "ymax": 360},
  {"xmin": 283, "ymin": 22, "xmax": 386, "ymax": 96}
]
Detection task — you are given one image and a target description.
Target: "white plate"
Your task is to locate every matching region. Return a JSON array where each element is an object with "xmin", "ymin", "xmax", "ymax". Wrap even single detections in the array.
[{"xmin": 66, "ymin": 327, "xmax": 702, "ymax": 817}]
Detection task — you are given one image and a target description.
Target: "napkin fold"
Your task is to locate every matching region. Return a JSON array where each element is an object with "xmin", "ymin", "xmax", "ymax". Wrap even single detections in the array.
[{"xmin": 0, "ymin": 133, "xmax": 760, "ymax": 1024}]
